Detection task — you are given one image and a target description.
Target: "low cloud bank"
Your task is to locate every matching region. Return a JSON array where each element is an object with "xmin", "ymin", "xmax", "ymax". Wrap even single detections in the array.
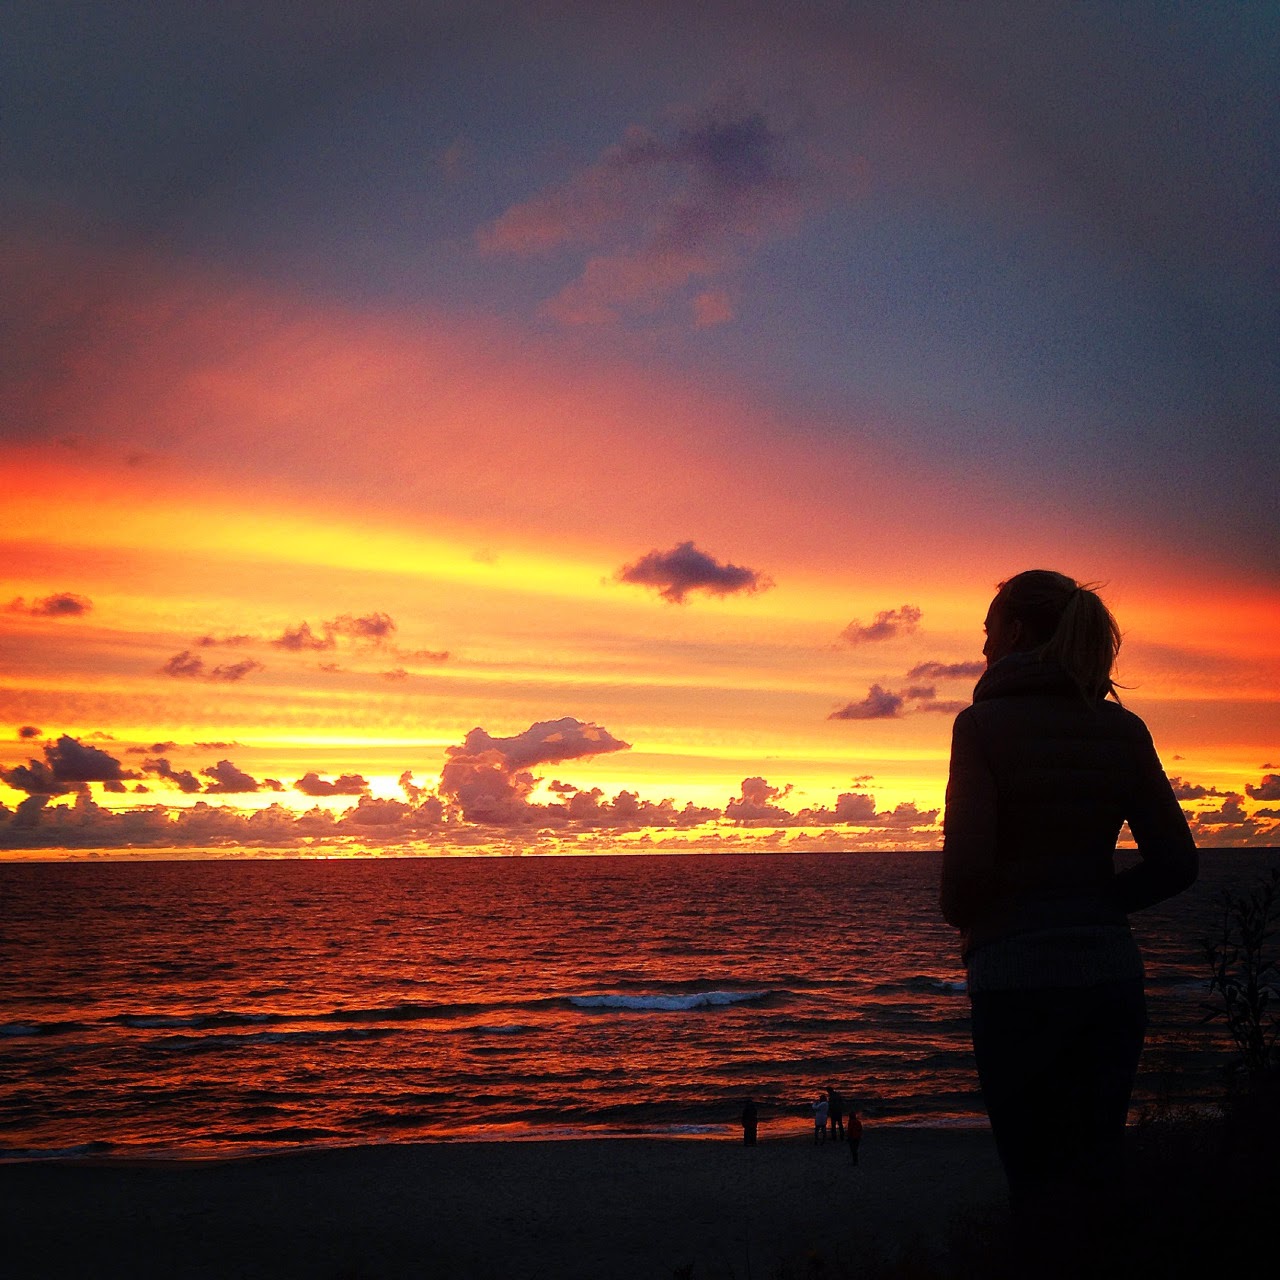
[{"xmin": 4, "ymin": 729, "xmax": 1273, "ymax": 852}]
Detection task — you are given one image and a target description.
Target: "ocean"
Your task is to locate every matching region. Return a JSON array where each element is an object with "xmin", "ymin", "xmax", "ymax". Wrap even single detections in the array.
[{"xmin": 3, "ymin": 848, "xmax": 1276, "ymax": 1160}]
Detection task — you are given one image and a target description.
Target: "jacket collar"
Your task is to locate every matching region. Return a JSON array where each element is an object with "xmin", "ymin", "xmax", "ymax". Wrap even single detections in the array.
[{"xmin": 971, "ymin": 650, "xmax": 1078, "ymax": 702}]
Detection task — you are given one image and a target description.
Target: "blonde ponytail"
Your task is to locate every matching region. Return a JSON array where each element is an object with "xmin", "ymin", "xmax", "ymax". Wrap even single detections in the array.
[{"xmin": 993, "ymin": 570, "xmax": 1123, "ymax": 702}]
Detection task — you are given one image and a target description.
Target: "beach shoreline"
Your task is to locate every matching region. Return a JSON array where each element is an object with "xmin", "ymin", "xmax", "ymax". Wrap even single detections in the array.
[{"xmin": 1, "ymin": 1127, "xmax": 1009, "ymax": 1278}]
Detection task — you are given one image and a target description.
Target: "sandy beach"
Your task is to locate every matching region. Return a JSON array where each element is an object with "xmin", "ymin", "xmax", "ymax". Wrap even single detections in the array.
[{"xmin": 1, "ymin": 1127, "xmax": 1009, "ymax": 1279}]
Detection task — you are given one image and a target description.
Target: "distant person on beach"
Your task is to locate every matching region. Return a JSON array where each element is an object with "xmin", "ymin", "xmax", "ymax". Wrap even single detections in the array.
[
  {"xmin": 940, "ymin": 571, "xmax": 1197, "ymax": 1250},
  {"xmin": 847, "ymin": 1108, "xmax": 862, "ymax": 1165},
  {"xmin": 812, "ymin": 1094, "xmax": 828, "ymax": 1143},
  {"xmin": 741, "ymin": 1097, "xmax": 758, "ymax": 1146},
  {"xmin": 826, "ymin": 1086, "xmax": 844, "ymax": 1140}
]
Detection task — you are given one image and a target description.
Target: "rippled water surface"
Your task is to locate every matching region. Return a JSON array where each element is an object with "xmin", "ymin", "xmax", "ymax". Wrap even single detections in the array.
[{"xmin": 3, "ymin": 849, "xmax": 1275, "ymax": 1157}]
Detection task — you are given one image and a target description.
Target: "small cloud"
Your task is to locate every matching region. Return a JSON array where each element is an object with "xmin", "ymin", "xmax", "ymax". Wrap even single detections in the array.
[
  {"xmin": 8, "ymin": 592, "xmax": 93, "ymax": 617},
  {"xmin": 208, "ymin": 659, "xmax": 262, "ymax": 682},
  {"xmin": 1191, "ymin": 794, "xmax": 1248, "ymax": 826},
  {"xmin": 725, "ymin": 776, "xmax": 794, "ymax": 824},
  {"xmin": 1169, "ymin": 776, "xmax": 1229, "ymax": 801},
  {"xmin": 1246, "ymin": 773, "xmax": 1280, "ymax": 802},
  {"xmin": 831, "ymin": 792, "xmax": 876, "ymax": 823},
  {"xmin": 477, "ymin": 105, "xmax": 826, "ymax": 327},
  {"xmin": 871, "ymin": 801, "xmax": 941, "ymax": 829},
  {"xmin": 161, "ymin": 652, "xmax": 261, "ymax": 681},
  {"xmin": 201, "ymin": 759, "xmax": 263, "ymax": 794},
  {"xmin": 897, "ymin": 685, "xmax": 969, "ymax": 715},
  {"xmin": 907, "ymin": 660, "xmax": 985, "ymax": 680},
  {"xmin": 44, "ymin": 735, "xmax": 130, "ymax": 784},
  {"xmin": 331, "ymin": 612, "xmax": 396, "ymax": 643},
  {"xmin": 1, "ymin": 734, "xmax": 133, "ymax": 795},
  {"xmin": 196, "ymin": 633, "xmax": 254, "ymax": 647},
  {"xmin": 143, "ymin": 757, "xmax": 202, "ymax": 794},
  {"xmin": 271, "ymin": 622, "xmax": 335, "ymax": 652},
  {"xmin": 617, "ymin": 540, "xmax": 771, "ymax": 604},
  {"xmin": 271, "ymin": 612, "xmax": 399, "ymax": 653},
  {"xmin": 0, "ymin": 759, "xmax": 68, "ymax": 795},
  {"xmin": 294, "ymin": 772, "xmax": 370, "ymax": 797},
  {"xmin": 839, "ymin": 605, "xmax": 922, "ymax": 644},
  {"xmin": 398, "ymin": 771, "xmax": 426, "ymax": 804},
  {"xmin": 162, "ymin": 650, "xmax": 206, "ymax": 678},
  {"xmin": 829, "ymin": 684, "xmax": 903, "ymax": 720},
  {"xmin": 454, "ymin": 718, "xmax": 631, "ymax": 771},
  {"xmin": 439, "ymin": 717, "xmax": 631, "ymax": 825},
  {"xmin": 18, "ymin": 725, "xmax": 41, "ymax": 739},
  {"xmin": 381, "ymin": 668, "xmax": 410, "ymax": 681}
]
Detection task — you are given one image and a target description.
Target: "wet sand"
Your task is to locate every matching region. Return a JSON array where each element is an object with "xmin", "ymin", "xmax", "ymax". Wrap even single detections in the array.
[{"xmin": 1, "ymin": 1127, "xmax": 1009, "ymax": 1279}]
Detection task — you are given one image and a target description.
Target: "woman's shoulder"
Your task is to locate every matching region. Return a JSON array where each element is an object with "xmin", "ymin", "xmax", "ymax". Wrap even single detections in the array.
[{"xmin": 1095, "ymin": 698, "xmax": 1152, "ymax": 734}]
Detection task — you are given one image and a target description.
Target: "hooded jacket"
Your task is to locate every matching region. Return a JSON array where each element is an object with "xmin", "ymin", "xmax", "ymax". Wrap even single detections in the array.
[{"xmin": 940, "ymin": 651, "xmax": 1197, "ymax": 967}]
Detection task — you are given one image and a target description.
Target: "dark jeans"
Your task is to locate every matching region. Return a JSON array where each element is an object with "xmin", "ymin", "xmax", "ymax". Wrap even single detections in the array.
[{"xmin": 970, "ymin": 978, "xmax": 1146, "ymax": 1225}]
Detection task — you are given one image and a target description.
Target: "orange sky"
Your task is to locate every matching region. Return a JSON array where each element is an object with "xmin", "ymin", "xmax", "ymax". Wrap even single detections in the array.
[
  {"xmin": 2, "ymin": 254, "xmax": 1276, "ymax": 855},
  {"xmin": 3, "ymin": 6, "xmax": 1277, "ymax": 855}
]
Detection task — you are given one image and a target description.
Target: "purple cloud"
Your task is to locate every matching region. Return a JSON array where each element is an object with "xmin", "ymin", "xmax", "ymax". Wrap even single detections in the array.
[
  {"xmin": 272, "ymin": 612, "xmax": 399, "ymax": 653},
  {"xmin": 143, "ymin": 757, "xmax": 202, "ymax": 794},
  {"xmin": 331, "ymin": 612, "xmax": 396, "ymax": 642},
  {"xmin": 1245, "ymin": 774, "xmax": 1280, "ymax": 802},
  {"xmin": 0, "ymin": 734, "xmax": 133, "ymax": 795},
  {"xmin": 829, "ymin": 684, "xmax": 904, "ymax": 720},
  {"xmin": 839, "ymin": 605, "xmax": 922, "ymax": 644},
  {"xmin": 161, "ymin": 651, "xmax": 261, "ymax": 681},
  {"xmin": 208, "ymin": 659, "xmax": 262, "ymax": 682},
  {"xmin": 907, "ymin": 660, "xmax": 985, "ymax": 679},
  {"xmin": 161, "ymin": 650, "xmax": 206, "ymax": 677},
  {"xmin": 294, "ymin": 772, "xmax": 370, "ymax": 797},
  {"xmin": 725, "ymin": 776, "xmax": 795, "ymax": 824},
  {"xmin": 478, "ymin": 105, "xmax": 836, "ymax": 326},
  {"xmin": 0, "ymin": 759, "xmax": 67, "ymax": 795},
  {"xmin": 271, "ymin": 622, "xmax": 335, "ymax": 652},
  {"xmin": 7, "ymin": 592, "xmax": 93, "ymax": 617},
  {"xmin": 618, "ymin": 540, "xmax": 771, "ymax": 604},
  {"xmin": 439, "ymin": 717, "xmax": 631, "ymax": 826},
  {"xmin": 202, "ymin": 760, "xmax": 263, "ymax": 794},
  {"xmin": 455, "ymin": 718, "xmax": 631, "ymax": 771}
]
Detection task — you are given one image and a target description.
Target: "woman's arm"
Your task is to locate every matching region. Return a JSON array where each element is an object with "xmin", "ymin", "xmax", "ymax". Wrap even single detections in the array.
[
  {"xmin": 939, "ymin": 709, "xmax": 999, "ymax": 929},
  {"xmin": 1113, "ymin": 724, "xmax": 1198, "ymax": 913}
]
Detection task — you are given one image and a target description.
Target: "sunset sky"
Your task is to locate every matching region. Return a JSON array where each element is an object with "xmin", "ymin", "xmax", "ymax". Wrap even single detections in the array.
[{"xmin": 3, "ymin": 1, "xmax": 1277, "ymax": 856}]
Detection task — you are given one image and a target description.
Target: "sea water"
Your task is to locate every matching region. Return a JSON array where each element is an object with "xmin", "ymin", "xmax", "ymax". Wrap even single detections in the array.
[{"xmin": 2, "ymin": 849, "xmax": 1275, "ymax": 1159}]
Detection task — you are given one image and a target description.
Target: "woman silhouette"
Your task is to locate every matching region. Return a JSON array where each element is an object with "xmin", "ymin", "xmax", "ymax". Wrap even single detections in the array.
[{"xmin": 940, "ymin": 571, "xmax": 1197, "ymax": 1250}]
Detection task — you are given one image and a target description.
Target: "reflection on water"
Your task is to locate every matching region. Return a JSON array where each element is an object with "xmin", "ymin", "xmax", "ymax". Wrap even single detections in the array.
[{"xmin": 2, "ymin": 848, "xmax": 1275, "ymax": 1157}]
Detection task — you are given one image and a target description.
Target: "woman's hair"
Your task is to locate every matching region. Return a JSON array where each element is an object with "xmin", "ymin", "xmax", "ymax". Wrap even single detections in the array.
[{"xmin": 992, "ymin": 569, "xmax": 1123, "ymax": 701}]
